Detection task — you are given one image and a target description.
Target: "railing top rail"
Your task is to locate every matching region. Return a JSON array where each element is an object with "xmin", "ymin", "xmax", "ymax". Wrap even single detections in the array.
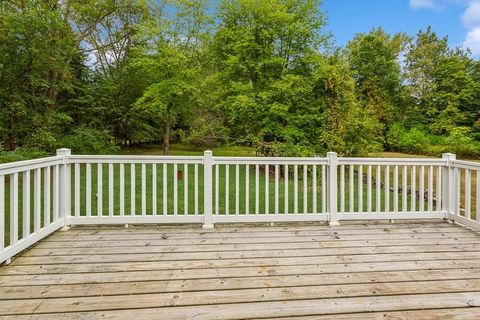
[
  {"xmin": 212, "ymin": 156, "xmax": 329, "ymax": 165},
  {"xmin": 69, "ymin": 154, "xmax": 204, "ymax": 164},
  {"xmin": 452, "ymin": 159, "xmax": 480, "ymax": 170},
  {"xmin": 0, "ymin": 156, "xmax": 63, "ymax": 175},
  {"xmin": 338, "ymin": 157, "xmax": 447, "ymax": 166}
]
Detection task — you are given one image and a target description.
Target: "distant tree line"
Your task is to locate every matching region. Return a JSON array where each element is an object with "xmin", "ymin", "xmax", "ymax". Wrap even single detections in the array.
[{"xmin": 1, "ymin": 0, "xmax": 479, "ymax": 160}]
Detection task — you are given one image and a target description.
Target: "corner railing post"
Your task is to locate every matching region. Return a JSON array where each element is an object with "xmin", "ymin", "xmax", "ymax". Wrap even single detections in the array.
[
  {"xmin": 203, "ymin": 150, "xmax": 214, "ymax": 229},
  {"xmin": 327, "ymin": 152, "xmax": 339, "ymax": 226},
  {"xmin": 442, "ymin": 153, "xmax": 456, "ymax": 220},
  {"xmin": 56, "ymin": 148, "xmax": 71, "ymax": 229}
]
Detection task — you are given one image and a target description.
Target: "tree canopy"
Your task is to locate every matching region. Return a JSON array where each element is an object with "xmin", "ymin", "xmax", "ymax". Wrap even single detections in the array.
[{"xmin": 1, "ymin": 0, "xmax": 479, "ymax": 158}]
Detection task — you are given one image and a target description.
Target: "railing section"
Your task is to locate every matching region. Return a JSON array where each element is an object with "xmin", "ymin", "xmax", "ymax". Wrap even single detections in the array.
[
  {"xmin": 0, "ymin": 149, "xmax": 69, "ymax": 263},
  {"xmin": 1, "ymin": 149, "xmax": 480, "ymax": 264},
  {"xmin": 67, "ymin": 154, "xmax": 204, "ymax": 224},
  {"xmin": 449, "ymin": 158, "xmax": 480, "ymax": 230},
  {"xmin": 211, "ymin": 156, "xmax": 329, "ymax": 222},
  {"xmin": 335, "ymin": 157, "xmax": 447, "ymax": 222}
]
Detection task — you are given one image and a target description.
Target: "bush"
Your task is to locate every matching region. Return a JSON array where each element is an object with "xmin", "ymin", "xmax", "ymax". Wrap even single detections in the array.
[
  {"xmin": 55, "ymin": 127, "xmax": 118, "ymax": 154},
  {"xmin": 443, "ymin": 127, "xmax": 480, "ymax": 158},
  {"xmin": 387, "ymin": 124, "xmax": 480, "ymax": 158},
  {"xmin": 0, "ymin": 146, "xmax": 49, "ymax": 163},
  {"xmin": 256, "ymin": 142, "xmax": 316, "ymax": 157},
  {"xmin": 387, "ymin": 124, "xmax": 429, "ymax": 153}
]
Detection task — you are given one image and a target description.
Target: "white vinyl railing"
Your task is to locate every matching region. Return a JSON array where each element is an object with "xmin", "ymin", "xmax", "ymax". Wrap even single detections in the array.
[
  {"xmin": 67, "ymin": 153, "xmax": 205, "ymax": 225},
  {"xmin": 336, "ymin": 157, "xmax": 447, "ymax": 221},
  {"xmin": 0, "ymin": 148, "xmax": 479, "ymax": 263},
  {"xmin": 448, "ymin": 158, "xmax": 480, "ymax": 231},
  {"xmin": 210, "ymin": 155, "xmax": 330, "ymax": 223},
  {"xmin": 0, "ymin": 149, "xmax": 70, "ymax": 263}
]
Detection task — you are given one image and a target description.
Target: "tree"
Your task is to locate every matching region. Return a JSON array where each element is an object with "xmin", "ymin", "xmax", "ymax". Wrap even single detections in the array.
[
  {"xmin": 315, "ymin": 55, "xmax": 381, "ymax": 156},
  {"xmin": 1, "ymin": 1, "xmax": 479, "ymax": 160},
  {"xmin": 132, "ymin": 0, "xmax": 213, "ymax": 154},
  {"xmin": 0, "ymin": 0, "xmax": 147, "ymax": 152},
  {"xmin": 346, "ymin": 28, "xmax": 409, "ymax": 145},
  {"xmin": 404, "ymin": 27, "xmax": 480, "ymax": 135},
  {"xmin": 0, "ymin": 1, "xmax": 77, "ymax": 150},
  {"xmin": 213, "ymin": 0, "xmax": 329, "ymax": 145}
]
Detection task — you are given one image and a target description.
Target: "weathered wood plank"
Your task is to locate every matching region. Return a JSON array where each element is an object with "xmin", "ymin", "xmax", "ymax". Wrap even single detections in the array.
[
  {"xmin": 54, "ymin": 224, "xmax": 468, "ymax": 236},
  {"xmin": 4, "ymin": 252, "xmax": 480, "ymax": 275},
  {"xmin": 33, "ymin": 233, "xmax": 480, "ymax": 249},
  {"xmin": 2, "ymin": 292, "xmax": 480, "ymax": 319},
  {"xmin": 23, "ymin": 238, "xmax": 480, "ymax": 256},
  {"xmin": 263, "ymin": 308, "xmax": 480, "ymax": 320},
  {"xmin": 1, "ymin": 222, "xmax": 480, "ymax": 319},
  {"xmin": 42, "ymin": 230, "xmax": 477, "ymax": 243},
  {"xmin": 2, "ymin": 259, "xmax": 480, "ymax": 286},
  {"xmin": 11, "ymin": 243, "xmax": 480, "ymax": 265},
  {"xmin": 55, "ymin": 222, "xmax": 462, "ymax": 232},
  {"xmin": 2, "ymin": 279, "xmax": 480, "ymax": 315},
  {"xmin": 1, "ymin": 268, "xmax": 479, "ymax": 300}
]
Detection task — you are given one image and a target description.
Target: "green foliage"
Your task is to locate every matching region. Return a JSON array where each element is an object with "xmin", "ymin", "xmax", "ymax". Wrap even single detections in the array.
[
  {"xmin": 0, "ymin": 146, "xmax": 49, "ymax": 163},
  {"xmin": 442, "ymin": 127, "xmax": 480, "ymax": 158},
  {"xmin": 0, "ymin": 1, "xmax": 77, "ymax": 151},
  {"xmin": 0, "ymin": 1, "xmax": 479, "ymax": 161},
  {"xmin": 256, "ymin": 142, "xmax": 316, "ymax": 158},
  {"xmin": 55, "ymin": 127, "xmax": 118, "ymax": 154},
  {"xmin": 404, "ymin": 27, "xmax": 480, "ymax": 134},
  {"xmin": 386, "ymin": 124, "xmax": 431, "ymax": 154},
  {"xmin": 315, "ymin": 55, "xmax": 382, "ymax": 156},
  {"xmin": 210, "ymin": 0, "xmax": 365, "ymax": 155},
  {"xmin": 386, "ymin": 124, "xmax": 480, "ymax": 158},
  {"xmin": 346, "ymin": 28, "xmax": 409, "ymax": 143}
]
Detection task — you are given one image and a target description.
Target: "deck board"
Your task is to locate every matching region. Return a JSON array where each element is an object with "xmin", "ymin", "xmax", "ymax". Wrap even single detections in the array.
[{"xmin": 1, "ymin": 221, "xmax": 480, "ymax": 319}]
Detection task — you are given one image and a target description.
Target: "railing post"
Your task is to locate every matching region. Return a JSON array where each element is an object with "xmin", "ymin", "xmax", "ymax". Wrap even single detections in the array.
[
  {"xmin": 327, "ymin": 152, "xmax": 339, "ymax": 226},
  {"xmin": 56, "ymin": 148, "xmax": 71, "ymax": 229},
  {"xmin": 202, "ymin": 150, "xmax": 214, "ymax": 229},
  {"xmin": 442, "ymin": 153, "xmax": 456, "ymax": 220}
]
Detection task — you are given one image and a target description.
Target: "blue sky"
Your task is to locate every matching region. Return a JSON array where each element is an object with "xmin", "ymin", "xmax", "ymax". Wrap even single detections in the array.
[{"xmin": 322, "ymin": 0, "xmax": 480, "ymax": 57}]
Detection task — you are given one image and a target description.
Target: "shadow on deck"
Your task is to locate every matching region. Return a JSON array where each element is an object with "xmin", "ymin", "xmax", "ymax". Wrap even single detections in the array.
[{"xmin": 1, "ymin": 220, "xmax": 480, "ymax": 319}]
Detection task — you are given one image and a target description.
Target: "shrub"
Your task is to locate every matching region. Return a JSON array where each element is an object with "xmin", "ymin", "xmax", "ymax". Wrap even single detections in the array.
[
  {"xmin": 0, "ymin": 145, "xmax": 49, "ymax": 163},
  {"xmin": 55, "ymin": 127, "xmax": 118, "ymax": 154},
  {"xmin": 443, "ymin": 127, "xmax": 480, "ymax": 158},
  {"xmin": 387, "ymin": 124, "xmax": 480, "ymax": 158},
  {"xmin": 256, "ymin": 142, "xmax": 316, "ymax": 157}
]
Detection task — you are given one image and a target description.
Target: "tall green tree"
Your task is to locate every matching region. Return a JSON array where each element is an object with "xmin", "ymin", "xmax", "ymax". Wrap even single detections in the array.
[
  {"xmin": 0, "ymin": 0, "xmax": 147, "ymax": 152},
  {"xmin": 315, "ymin": 55, "xmax": 381, "ymax": 156},
  {"xmin": 405, "ymin": 27, "xmax": 480, "ymax": 135},
  {"xmin": 0, "ymin": 1, "xmax": 77, "ymax": 150},
  {"xmin": 346, "ymin": 28, "xmax": 409, "ymax": 146},
  {"xmin": 132, "ymin": 0, "xmax": 213, "ymax": 154},
  {"xmin": 213, "ymin": 0, "xmax": 329, "ymax": 145}
]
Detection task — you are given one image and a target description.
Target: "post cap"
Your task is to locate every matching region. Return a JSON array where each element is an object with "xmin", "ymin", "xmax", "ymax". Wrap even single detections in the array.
[
  {"xmin": 56, "ymin": 148, "xmax": 71, "ymax": 156},
  {"xmin": 326, "ymin": 151, "xmax": 337, "ymax": 157},
  {"xmin": 442, "ymin": 153, "xmax": 456, "ymax": 160}
]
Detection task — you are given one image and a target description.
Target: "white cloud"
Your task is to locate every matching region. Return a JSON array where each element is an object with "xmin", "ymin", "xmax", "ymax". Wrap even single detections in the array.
[
  {"xmin": 461, "ymin": 1, "xmax": 480, "ymax": 28},
  {"xmin": 460, "ymin": 1, "xmax": 480, "ymax": 57},
  {"xmin": 409, "ymin": 0, "xmax": 438, "ymax": 9},
  {"xmin": 463, "ymin": 26, "xmax": 480, "ymax": 56},
  {"xmin": 408, "ymin": 0, "xmax": 480, "ymax": 57}
]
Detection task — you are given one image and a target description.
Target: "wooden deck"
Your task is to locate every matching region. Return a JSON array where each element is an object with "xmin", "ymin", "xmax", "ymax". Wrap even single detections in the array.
[{"xmin": 1, "ymin": 221, "xmax": 480, "ymax": 319}]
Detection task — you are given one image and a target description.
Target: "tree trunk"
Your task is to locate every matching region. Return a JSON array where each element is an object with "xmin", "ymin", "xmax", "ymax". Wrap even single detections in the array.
[
  {"xmin": 163, "ymin": 103, "xmax": 173, "ymax": 155},
  {"xmin": 163, "ymin": 125, "xmax": 170, "ymax": 155}
]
